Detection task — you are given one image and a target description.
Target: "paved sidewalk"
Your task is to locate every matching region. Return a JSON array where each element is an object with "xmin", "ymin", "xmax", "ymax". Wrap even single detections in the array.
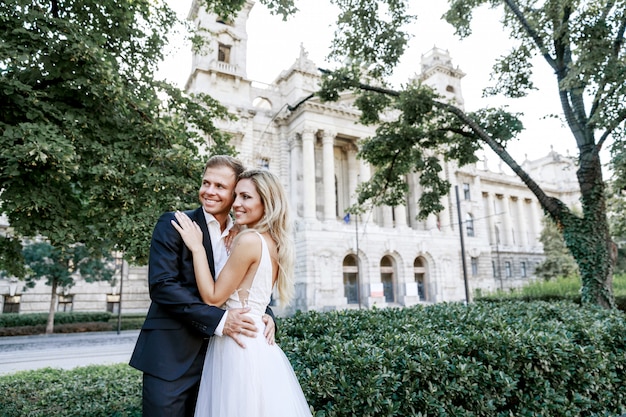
[{"xmin": 0, "ymin": 330, "xmax": 139, "ymax": 375}]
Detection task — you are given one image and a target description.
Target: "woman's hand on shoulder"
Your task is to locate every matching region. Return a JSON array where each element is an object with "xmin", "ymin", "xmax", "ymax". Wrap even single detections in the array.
[
  {"xmin": 224, "ymin": 224, "xmax": 241, "ymax": 254},
  {"xmin": 171, "ymin": 211, "xmax": 204, "ymax": 253}
]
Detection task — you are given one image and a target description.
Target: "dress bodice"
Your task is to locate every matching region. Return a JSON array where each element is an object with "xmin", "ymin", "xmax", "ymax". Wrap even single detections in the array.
[{"xmin": 222, "ymin": 231, "xmax": 273, "ymax": 316}]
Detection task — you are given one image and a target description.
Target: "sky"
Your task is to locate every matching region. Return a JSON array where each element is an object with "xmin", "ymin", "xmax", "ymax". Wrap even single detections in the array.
[{"xmin": 159, "ymin": 0, "xmax": 579, "ymax": 166}]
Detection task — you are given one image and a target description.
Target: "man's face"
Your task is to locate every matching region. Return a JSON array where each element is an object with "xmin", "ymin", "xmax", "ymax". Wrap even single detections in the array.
[{"xmin": 198, "ymin": 165, "xmax": 237, "ymax": 221}]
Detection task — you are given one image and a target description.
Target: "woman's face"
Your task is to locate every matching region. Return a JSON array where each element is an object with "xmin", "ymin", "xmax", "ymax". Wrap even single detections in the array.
[{"xmin": 233, "ymin": 178, "xmax": 264, "ymax": 227}]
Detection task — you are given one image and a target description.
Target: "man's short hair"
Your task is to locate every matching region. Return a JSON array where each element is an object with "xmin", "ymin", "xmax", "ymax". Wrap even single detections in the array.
[{"xmin": 203, "ymin": 155, "xmax": 245, "ymax": 178}]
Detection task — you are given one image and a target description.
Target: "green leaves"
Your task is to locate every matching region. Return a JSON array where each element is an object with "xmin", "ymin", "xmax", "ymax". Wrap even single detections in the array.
[
  {"xmin": 535, "ymin": 215, "xmax": 580, "ymax": 280},
  {"xmin": 484, "ymin": 43, "xmax": 536, "ymax": 98},
  {"xmin": 321, "ymin": 73, "xmax": 490, "ymax": 218},
  {"xmin": 22, "ymin": 241, "xmax": 115, "ymax": 288},
  {"xmin": 329, "ymin": 0, "xmax": 415, "ymax": 78},
  {"xmin": 0, "ymin": 303, "xmax": 625, "ymax": 415},
  {"xmin": 278, "ymin": 301, "xmax": 626, "ymax": 416},
  {"xmin": 0, "ymin": 0, "xmax": 234, "ymax": 269}
]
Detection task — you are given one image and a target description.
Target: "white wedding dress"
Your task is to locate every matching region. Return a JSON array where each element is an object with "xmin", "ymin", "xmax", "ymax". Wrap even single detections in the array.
[{"xmin": 194, "ymin": 232, "xmax": 312, "ymax": 417}]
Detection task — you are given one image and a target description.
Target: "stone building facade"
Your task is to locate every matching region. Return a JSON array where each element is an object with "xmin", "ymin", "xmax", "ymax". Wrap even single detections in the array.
[{"xmin": 0, "ymin": 0, "xmax": 579, "ymax": 316}]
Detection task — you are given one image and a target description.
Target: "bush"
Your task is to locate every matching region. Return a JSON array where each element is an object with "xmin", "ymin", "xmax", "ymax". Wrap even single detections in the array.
[
  {"xmin": 277, "ymin": 301, "xmax": 626, "ymax": 416},
  {"xmin": 475, "ymin": 274, "xmax": 626, "ymax": 313},
  {"xmin": 0, "ymin": 313, "xmax": 145, "ymax": 336},
  {"xmin": 0, "ymin": 322, "xmax": 114, "ymax": 337},
  {"xmin": 0, "ymin": 365, "xmax": 141, "ymax": 417},
  {"xmin": 0, "ymin": 312, "xmax": 112, "ymax": 328},
  {"xmin": 1, "ymin": 302, "xmax": 625, "ymax": 416}
]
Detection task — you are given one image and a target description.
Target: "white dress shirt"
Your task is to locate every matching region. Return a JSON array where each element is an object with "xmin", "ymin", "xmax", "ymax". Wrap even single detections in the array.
[
  {"xmin": 203, "ymin": 211, "xmax": 233, "ymax": 277},
  {"xmin": 202, "ymin": 211, "xmax": 234, "ymax": 336}
]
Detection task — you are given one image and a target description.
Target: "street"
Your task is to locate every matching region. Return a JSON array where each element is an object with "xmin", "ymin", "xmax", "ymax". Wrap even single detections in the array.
[{"xmin": 0, "ymin": 330, "xmax": 139, "ymax": 376}]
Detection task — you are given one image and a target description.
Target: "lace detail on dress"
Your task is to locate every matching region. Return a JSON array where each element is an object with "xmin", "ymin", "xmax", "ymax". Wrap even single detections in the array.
[
  {"xmin": 236, "ymin": 288, "xmax": 251, "ymax": 308},
  {"xmin": 223, "ymin": 232, "xmax": 272, "ymax": 316}
]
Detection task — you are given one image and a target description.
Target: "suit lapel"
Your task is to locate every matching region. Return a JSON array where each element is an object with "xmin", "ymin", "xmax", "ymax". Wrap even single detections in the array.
[{"xmin": 191, "ymin": 207, "xmax": 216, "ymax": 279}]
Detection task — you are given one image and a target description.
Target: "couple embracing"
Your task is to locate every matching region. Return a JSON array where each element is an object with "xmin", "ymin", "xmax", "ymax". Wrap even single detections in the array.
[{"xmin": 130, "ymin": 155, "xmax": 312, "ymax": 417}]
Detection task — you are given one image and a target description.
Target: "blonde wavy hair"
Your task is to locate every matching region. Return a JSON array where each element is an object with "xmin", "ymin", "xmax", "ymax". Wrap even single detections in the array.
[{"xmin": 238, "ymin": 169, "xmax": 294, "ymax": 306}]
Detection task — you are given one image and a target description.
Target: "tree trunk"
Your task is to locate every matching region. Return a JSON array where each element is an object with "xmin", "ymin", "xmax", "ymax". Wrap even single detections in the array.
[
  {"xmin": 46, "ymin": 280, "xmax": 57, "ymax": 334},
  {"xmin": 558, "ymin": 146, "xmax": 615, "ymax": 308},
  {"xmin": 561, "ymin": 216, "xmax": 614, "ymax": 308}
]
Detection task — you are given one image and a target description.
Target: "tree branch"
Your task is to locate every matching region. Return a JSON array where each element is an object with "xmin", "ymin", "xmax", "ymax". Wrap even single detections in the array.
[
  {"xmin": 591, "ymin": 13, "xmax": 626, "ymax": 122},
  {"xmin": 51, "ymin": 0, "xmax": 59, "ymax": 18},
  {"xmin": 613, "ymin": 15, "xmax": 626, "ymax": 57},
  {"xmin": 434, "ymin": 100, "xmax": 562, "ymax": 217},
  {"xmin": 322, "ymin": 68, "xmax": 566, "ymax": 219},
  {"xmin": 597, "ymin": 109, "xmax": 626, "ymax": 151},
  {"xmin": 502, "ymin": 0, "xmax": 557, "ymax": 70},
  {"xmin": 549, "ymin": 4, "xmax": 588, "ymax": 148}
]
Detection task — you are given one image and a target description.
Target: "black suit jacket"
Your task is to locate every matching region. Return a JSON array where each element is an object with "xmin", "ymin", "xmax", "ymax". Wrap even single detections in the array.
[{"xmin": 130, "ymin": 207, "xmax": 227, "ymax": 381}]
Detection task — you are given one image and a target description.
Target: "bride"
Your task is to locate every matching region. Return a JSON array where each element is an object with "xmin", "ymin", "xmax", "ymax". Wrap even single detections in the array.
[{"xmin": 172, "ymin": 169, "xmax": 312, "ymax": 417}]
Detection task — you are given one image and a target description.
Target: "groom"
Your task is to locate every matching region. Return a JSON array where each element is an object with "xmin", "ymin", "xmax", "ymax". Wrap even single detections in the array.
[{"xmin": 130, "ymin": 155, "xmax": 276, "ymax": 417}]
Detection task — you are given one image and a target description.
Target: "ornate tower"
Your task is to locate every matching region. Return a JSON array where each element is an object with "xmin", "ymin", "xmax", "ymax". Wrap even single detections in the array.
[
  {"xmin": 185, "ymin": 0, "xmax": 254, "ymax": 102},
  {"xmin": 418, "ymin": 46, "xmax": 466, "ymax": 108}
]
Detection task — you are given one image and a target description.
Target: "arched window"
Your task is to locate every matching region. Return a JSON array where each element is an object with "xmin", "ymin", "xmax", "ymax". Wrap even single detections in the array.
[
  {"xmin": 252, "ymin": 97, "xmax": 272, "ymax": 111},
  {"xmin": 342, "ymin": 255, "xmax": 359, "ymax": 304},
  {"xmin": 414, "ymin": 257, "xmax": 427, "ymax": 301},
  {"xmin": 380, "ymin": 256, "xmax": 395, "ymax": 303}
]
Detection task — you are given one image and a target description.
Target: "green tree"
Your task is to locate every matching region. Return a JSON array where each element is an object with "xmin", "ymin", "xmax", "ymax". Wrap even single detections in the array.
[
  {"xmin": 607, "ymin": 184, "xmax": 626, "ymax": 273},
  {"xmin": 0, "ymin": 0, "xmax": 236, "ymax": 275},
  {"xmin": 313, "ymin": 0, "xmax": 625, "ymax": 308},
  {"xmin": 21, "ymin": 241, "xmax": 115, "ymax": 334},
  {"xmin": 534, "ymin": 215, "xmax": 579, "ymax": 280}
]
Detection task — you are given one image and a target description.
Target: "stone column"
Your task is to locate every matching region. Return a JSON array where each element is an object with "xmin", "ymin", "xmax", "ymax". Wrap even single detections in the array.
[
  {"xmin": 440, "ymin": 195, "xmax": 452, "ymax": 233},
  {"xmin": 406, "ymin": 173, "xmax": 418, "ymax": 229},
  {"xmin": 288, "ymin": 135, "xmax": 300, "ymax": 217},
  {"xmin": 485, "ymin": 192, "xmax": 495, "ymax": 245},
  {"xmin": 347, "ymin": 144, "xmax": 359, "ymax": 206},
  {"xmin": 322, "ymin": 130, "xmax": 336, "ymax": 221},
  {"xmin": 302, "ymin": 128, "xmax": 316, "ymax": 220},
  {"xmin": 514, "ymin": 196, "xmax": 527, "ymax": 247},
  {"xmin": 395, "ymin": 204, "xmax": 407, "ymax": 228},
  {"xmin": 359, "ymin": 158, "xmax": 370, "ymax": 182},
  {"xmin": 529, "ymin": 199, "xmax": 543, "ymax": 247},
  {"xmin": 501, "ymin": 195, "xmax": 513, "ymax": 246},
  {"xmin": 382, "ymin": 206, "xmax": 393, "ymax": 228}
]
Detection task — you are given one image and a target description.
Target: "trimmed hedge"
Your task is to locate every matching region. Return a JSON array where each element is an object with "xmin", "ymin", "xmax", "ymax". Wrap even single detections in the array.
[
  {"xmin": 0, "ymin": 322, "xmax": 114, "ymax": 337},
  {"xmin": 0, "ymin": 313, "xmax": 146, "ymax": 337},
  {"xmin": 278, "ymin": 301, "xmax": 626, "ymax": 416},
  {"xmin": 0, "ymin": 365, "xmax": 141, "ymax": 417},
  {"xmin": 0, "ymin": 301, "xmax": 625, "ymax": 416},
  {"xmin": 0, "ymin": 312, "xmax": 112, "ymax": 328}
]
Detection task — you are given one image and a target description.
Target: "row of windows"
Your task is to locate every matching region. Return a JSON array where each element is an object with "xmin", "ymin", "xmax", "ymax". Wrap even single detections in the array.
[
  {"xmin": 491, "ymin": 260, "xmax": 528, "ymax": 278},
  {"xmin": 469, "ymin": 258, "xmax": 528, "ymax": 278},
  {"xmin": 342, "ymin": 255, "xmax": 428, "ymax": 304}
]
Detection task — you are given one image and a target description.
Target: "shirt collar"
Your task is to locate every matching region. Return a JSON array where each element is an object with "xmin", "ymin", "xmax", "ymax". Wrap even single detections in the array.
[{"xmin": 203, "ymin": 211, "xmax": 234, "ymax": 236}]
